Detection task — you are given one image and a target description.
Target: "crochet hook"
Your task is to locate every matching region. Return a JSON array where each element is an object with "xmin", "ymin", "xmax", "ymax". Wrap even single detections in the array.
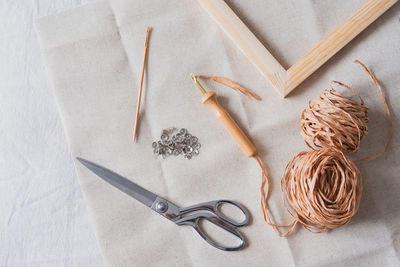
[{"xmin": 190, "ymin": 74, "xmax": 257, "ymax": 157}]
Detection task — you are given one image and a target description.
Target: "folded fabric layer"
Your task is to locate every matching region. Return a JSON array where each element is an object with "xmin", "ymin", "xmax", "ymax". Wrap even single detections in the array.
[{"xmin": 36, "ymin": 0, "xmax": 400, "ymax": 266}]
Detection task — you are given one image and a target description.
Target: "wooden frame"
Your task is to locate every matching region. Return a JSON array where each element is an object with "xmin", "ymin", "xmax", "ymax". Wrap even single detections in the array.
[{"xmin": 196, "ymin": 0, "xmax": 398, "ymax": 97}]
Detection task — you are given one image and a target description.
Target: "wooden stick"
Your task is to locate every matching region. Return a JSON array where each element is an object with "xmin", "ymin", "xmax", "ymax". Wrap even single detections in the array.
[
  {"xmin": 133, "ymin": 26, "xmax": 151, "ymax": 142},
  {"xmin": 196, "ymin": 0, "xmax": 398, "ymax": 97}
]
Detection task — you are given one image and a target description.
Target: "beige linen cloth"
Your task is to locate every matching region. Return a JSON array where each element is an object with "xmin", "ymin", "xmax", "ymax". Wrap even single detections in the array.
[{"xmin": 35, "ymin": 0, "xmax": 400, "ymax": 266}]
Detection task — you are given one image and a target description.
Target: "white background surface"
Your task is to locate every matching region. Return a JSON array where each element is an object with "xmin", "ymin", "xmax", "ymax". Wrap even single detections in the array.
[
  {"xmin": 2, "ymin": 0, "xmax": 400, "ymax": 266},
  {"xmin": 0, "ymin": 1, "xmax": 104, "ymax": 266}
]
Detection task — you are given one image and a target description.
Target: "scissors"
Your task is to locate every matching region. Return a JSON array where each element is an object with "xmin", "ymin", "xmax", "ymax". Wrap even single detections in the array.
[{"xmin": 77, "ymin": 158, "xmax": 250, "ymax": 251}]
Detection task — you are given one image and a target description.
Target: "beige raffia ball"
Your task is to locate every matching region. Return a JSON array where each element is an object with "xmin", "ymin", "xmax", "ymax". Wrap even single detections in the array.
[
  {"xmin": 301, "ymin": 87, "xmax": 369, "ymax": 154},
  {"xmin": 282, "ymin": 147, "xmax": 362, "ymax": 231}
]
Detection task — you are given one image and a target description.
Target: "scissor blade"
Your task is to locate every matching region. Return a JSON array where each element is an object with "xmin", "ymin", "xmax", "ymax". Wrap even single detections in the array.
[{"xmin": 76, "ymin": 158, "xmax": 157, "ymax": 208}]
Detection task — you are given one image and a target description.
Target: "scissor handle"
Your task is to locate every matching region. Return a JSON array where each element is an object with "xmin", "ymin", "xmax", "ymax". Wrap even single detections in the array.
[
  {"xmin": 179, "ymin": 200, "xmax": 249, "ymax": 227},
  {"xmin": 175, "ymin": 212, "xmax": 246, "ymax": 251}
]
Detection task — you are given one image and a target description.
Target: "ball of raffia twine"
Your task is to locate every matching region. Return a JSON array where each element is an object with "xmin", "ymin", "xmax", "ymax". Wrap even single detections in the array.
[
  {"xmin": 281, "ymin": 147, "xmax": 362, "ymax": 232},
  {"xmin": 301, "ymin": 82, "xmax": 368, "ymax": 154},
  {"xmin": 260, "ymin": 60, "xmax": 393, "ymax": 236}
]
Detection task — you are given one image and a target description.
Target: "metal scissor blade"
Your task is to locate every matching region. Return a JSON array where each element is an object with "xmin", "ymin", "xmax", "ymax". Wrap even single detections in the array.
[{"xmin": 76, "ymin": 158, "xmax": 157, "ymax": 208}]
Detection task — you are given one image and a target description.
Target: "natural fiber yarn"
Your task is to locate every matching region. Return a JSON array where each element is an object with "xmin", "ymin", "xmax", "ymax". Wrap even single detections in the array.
[
  {"xmin": 197, "ymin": 61, "xmax": 392, "ymax": 236},
  {"xmin": 259, "ymin": 60, "xmax": 393, "ymax": 236},
  {"xmin": 282, "ymin": 147, "xmax": 362, "ymax": 231},
  {"xmin": 301, "ymin": 84, "xmax": 368, "ymax": 154}
]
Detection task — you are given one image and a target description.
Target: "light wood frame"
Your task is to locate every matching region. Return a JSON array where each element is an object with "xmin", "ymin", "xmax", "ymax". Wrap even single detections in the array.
[{"xmin": 196, "ymin": 0, "xmax": 398, "ymax": 97}]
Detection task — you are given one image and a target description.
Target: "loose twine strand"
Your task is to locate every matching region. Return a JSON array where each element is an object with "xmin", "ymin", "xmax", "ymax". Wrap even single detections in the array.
[
  {"xmin": 258, "ymin": 60, "xmax": 393, "ymax": 236},
  {"xmin": 195, "ymin": 75, "xmax": 261, "ymax": 101}
]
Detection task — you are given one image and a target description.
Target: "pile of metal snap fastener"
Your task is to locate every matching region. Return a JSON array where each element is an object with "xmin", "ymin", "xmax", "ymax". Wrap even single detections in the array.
[{"xmin": 152, "ymin": 128, "xmax": 201, "ymax": 160}]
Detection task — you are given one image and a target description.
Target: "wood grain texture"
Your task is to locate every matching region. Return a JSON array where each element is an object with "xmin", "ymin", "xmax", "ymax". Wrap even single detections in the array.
[
  {"xmin": 286, "ymin": 0, "xmax": 398, "ymax": 96},
  {"xmin": 196, "ymin": 0, "xmax": 287, "ymax": 96},
  {"xmin": 196, "ymin": 0, "xmax": 399, "ymax": 97}
]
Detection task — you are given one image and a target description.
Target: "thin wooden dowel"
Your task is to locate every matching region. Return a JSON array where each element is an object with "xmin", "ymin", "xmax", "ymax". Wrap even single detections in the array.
[{"xmin": 133, "ymin": 26, "xmax": 151, "ymax": 142}]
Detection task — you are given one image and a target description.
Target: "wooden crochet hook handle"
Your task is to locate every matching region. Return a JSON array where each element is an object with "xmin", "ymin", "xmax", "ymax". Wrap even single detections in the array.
[{"xmin": 191, "ymin": 74, "xmax": 257, "ymax": 157}]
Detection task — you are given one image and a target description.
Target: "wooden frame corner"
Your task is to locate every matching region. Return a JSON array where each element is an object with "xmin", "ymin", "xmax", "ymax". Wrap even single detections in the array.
[{"xmin": 196, "ymin": 0, "xmax": 398, "ymax": 97}]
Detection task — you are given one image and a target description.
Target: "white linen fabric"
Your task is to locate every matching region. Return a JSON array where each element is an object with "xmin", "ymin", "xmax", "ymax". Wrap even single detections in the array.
[
  {"xmin": 0, "ymin": 1, "xmax": 104, "ymax": 266},
  {"xmin": 35, "ymin": 0, "xmax": 400, "ymax": 266}
]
